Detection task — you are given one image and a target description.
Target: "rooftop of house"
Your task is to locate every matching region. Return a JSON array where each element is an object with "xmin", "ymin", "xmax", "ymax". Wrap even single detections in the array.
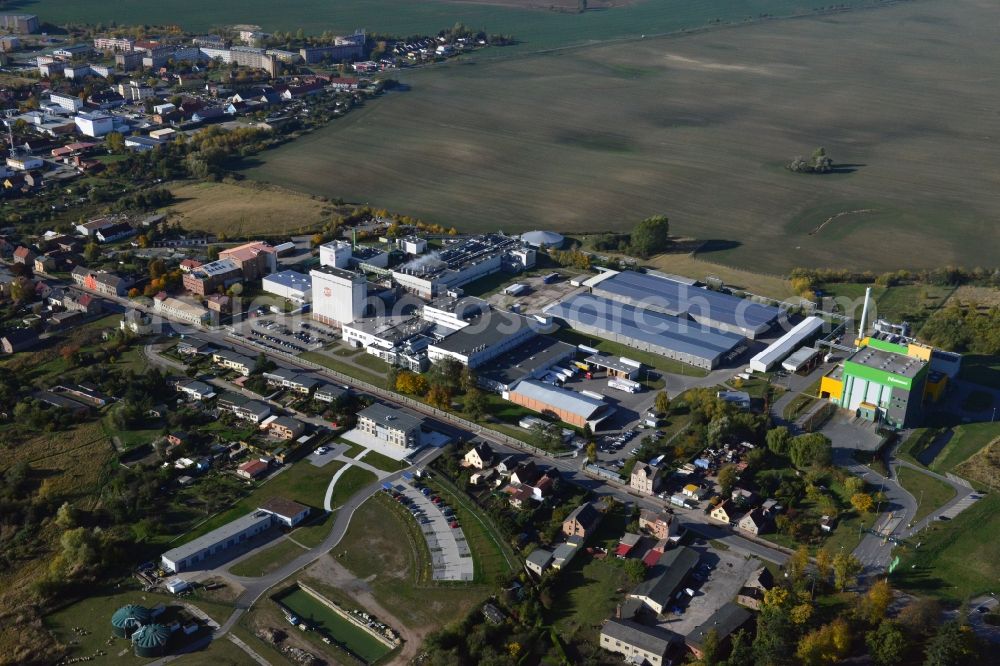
[
  {"xmin": 258, "ymin": 496, "xmax": 309, "ymax": 519},
  {"xmin": 686, "ymin": 602, "xmax": 753, "ymax": 650},
  {"xmin": 601, "ymin": 618, "xmax": 680, "ymax": 655}
]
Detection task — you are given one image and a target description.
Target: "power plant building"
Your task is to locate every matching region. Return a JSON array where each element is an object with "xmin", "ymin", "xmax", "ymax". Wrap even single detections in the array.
[
  {"xmin": 544, "ymin": 293, "xmax": 747, "ymax": 370},
  {"xmin": 819, "ymin": 338, "xmax": 940, "ymax": 429}
]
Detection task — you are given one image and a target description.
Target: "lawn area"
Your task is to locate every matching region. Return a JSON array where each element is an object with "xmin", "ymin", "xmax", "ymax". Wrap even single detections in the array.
[
  {"xmin": 875, "ymin": 284, "xmax": 955, "ymax": 328},
  {"xmin": 898, "ymin": 423, "xmax": 1000, "ymax": 476},
  {"xmin": 300, "ymin": 349, "xmax": 383, "ymax": 383},
  {"xmin": 333, "ymin": 493, "xmax": 489, "ymax": 631},
  {"xmin": 352, "ymin": 352, "xmax": 392, "ymax": 374},
  {"xmin": 172, "ymin": 636, "xmax": 256, "ymax": 665},
  {"xmin": 359, "ymin": 449, "xmax": 406, "ymax": 472},
  {"xmin": 166, "ymin": 179, "xmax": 338, "ymax": 237},
  {"xmin": 294, "ymin": 465, "xmax": 378, "ymax": 547},
  {"xmin": 45, "ymin": 585, "xmax": 235, "ymax": 666},
  {"xmin": 896, "ymin": 467, "xmax": 956, "ymax": 523},
  {"xmin": 552, "ymin": 328, "xmax": 709, "ymax": 378},
  {"xmin": 173, "ymin": 460, "xmax": 344, "ymax": 546},
  {"xmin": 894, "ymin": 493, "xmax": 1000, "ymax": 601},
  {"xmin": 548, "ymin": 504, "xmax": 629, "ymax": 639},
  {"xmin": 229, "ymin": 538, "xmax": 307, "ymax": 577},
  {"xmin": 274, "ymin": 587, "xmax": 393, "ymax": 664}
]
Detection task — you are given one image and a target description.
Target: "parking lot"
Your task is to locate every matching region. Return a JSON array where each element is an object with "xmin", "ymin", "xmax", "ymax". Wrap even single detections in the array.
[
  {"xmin": 390, "ymin": 481, "xmax": 474, "ymax": 582},
  {"xmin": 234, "ymin": 315, "xmax": 339, "ymax": 354},
  {"xmin": 657, "ymin": 544, "xmax": 761, "ymax": 635}
]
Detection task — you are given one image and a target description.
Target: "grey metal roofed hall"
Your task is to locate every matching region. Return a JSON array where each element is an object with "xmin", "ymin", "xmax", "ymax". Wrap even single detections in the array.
[
  {"xmin": 591, "ymin": 270, "xmax": 780, "ymax": 338},
  {"xmin": 358, "ymin": 402, "xmax": 423, "ymax": 432},
  {"xmin": 544, "ymin": 293, "xmax": 747, "ymax": 370}
]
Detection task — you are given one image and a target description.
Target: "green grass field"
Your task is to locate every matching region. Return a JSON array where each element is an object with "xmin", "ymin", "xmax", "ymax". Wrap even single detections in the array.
[
  {"xmin": 896, "ymin": 467, "xmax": 955, "ymax": 523},
  {"xmin": 243, "ymin": 0, "xmax": 1000, "ymax": 272},
  {"xmin": 894, "ymin": 493, "xmax": 1000, "ymax": 601},
  {"xmin": 333, "ymin": 493, "xmax": 490, "ymax": 631},
  {"xmin": 359, "ymin": 449, "xmax": 406, "ymax": 472},
  {"xmin": 898, "ymin": 423, "xmax": 1000, "ymax": 477},
  {"xmin": 228, "ymin": 538, "xmax": 307, "ymax": 577},
  {"xmin": 32, "ymin": 0, "xmax": 875, "ymax": 53}
]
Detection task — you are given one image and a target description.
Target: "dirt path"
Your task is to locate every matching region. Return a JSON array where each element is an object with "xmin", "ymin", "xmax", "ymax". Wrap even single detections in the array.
[{"xmin": 303, "ymin": 557, "xmax": 428, "ymax": 665}]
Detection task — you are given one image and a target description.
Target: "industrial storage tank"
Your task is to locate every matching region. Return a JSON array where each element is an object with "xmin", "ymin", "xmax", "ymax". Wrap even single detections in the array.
[
  {"xmin": 110, "ymin": 604, "xmax": 152, "ymax": 638},
  {"xmin": 132, "ymin": 623, "xmax": 171, "ymax": 658},
  {"xmin": 520, "ymin": 230, "xmax": 566, "ymax": 249}
]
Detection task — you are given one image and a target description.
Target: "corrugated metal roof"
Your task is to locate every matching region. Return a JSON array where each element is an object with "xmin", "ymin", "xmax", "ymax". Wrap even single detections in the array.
[
  {"xmin": 545, "ymin": 293, "xmax": 744, "ymax": 363},
  {"xmin": 509, "ymin": 379, "xmax": 605, "ymax": 419},
  {"xmin": 749, "ymin": 316, "xmax": 824, "ymax": 370},
  {"xmin": 592, "ymin": 271, "xmax": 779, "ymax": 329}
]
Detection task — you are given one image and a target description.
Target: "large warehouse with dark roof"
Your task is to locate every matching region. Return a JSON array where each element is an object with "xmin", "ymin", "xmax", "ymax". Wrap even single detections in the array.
[
  {"xmin": 590, "ymin": 270, "xmax": 781, "ymax": 338},
  {"xmin": 544, "ymin": 293, "xmax": 748, "ymax": 370}
]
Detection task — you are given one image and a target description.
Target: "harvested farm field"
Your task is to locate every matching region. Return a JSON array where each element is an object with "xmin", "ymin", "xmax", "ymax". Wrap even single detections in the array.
[{"xmin": 243, "ymin": 0, "xmax": 1000, "ymax": 272}]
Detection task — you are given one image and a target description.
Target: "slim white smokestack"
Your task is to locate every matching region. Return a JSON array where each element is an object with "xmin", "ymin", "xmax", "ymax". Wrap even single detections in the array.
[{"xmin": 857, "ymin": 286, "xmax": 872, "ymax": 342}]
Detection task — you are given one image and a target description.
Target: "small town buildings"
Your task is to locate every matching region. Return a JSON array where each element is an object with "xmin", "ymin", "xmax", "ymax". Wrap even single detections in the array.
[
  {"xmin": 630, "ymin": 463, "xmax": 661, "ymax": 495},
  {"xmin": 218, "ymin": 241, "xmax": 277, "ymax": 281},
  {"xmin": 70, "ymin": 267, "xmax": 133, "ymax": 297},
  {"xmin": 616, "ymin": 533, "xmax": 642, "ymax": 559},
  {"xmin": 12, "ymin": 246, "xmax": 35, "ymax": 265},
  {"xmin": 737, "ymin": 508, "xmax": 771, "ymax": 536},
  {"xmin": 686, "ymin": 602, "xmax": 754, "ymax": 659},
  {"xmin": 258, "ymin": 497, "xmax": 310, "ymax": 527},
  {"xmin": 212, "ymin": 349, "xmax": 254, "ymax": 376},
  {"xmin": 176, "ymin": 379, "xmax": 216, "ymax": 401},
  {"xmin": 267, "ymin": 416, "xmax": 305, "ymax": 441},
  {"xmin": 551, "ymin": 535, "xmax": 584, "ymax": 570},
  {"xmin": 95, "ymin": 222, "xmax": 135, "ymax": 244},
  {"xmin": 356, "ymin": 403, "xmax": 422, "ymax": 449},
  {"xmin": 710, "ymin": 500, "xmax": 734, "ymax": 525},
  {"xmin": 736, "ymin": 567, "xmax": 775, "ymax": 611},
  {"xmin": 599, "ymin": 618, "xmax": 680, "ymax": 666},
  {"xmin": 237, "ymin": 459, "xmax": 269, "ymax": 479},
  {"xmin": 264, "ymin": 368, "xmax": 318, "ymax": 394},
  {"xmin": 463, "ymin": 442, "xmax": 494, "ymax": 470},
  {"xmin": 182, "ymin": 258, "xmax": 242, "ymax": 295},
  {"xmin": 628, "ymin": 546, "xmax": 700, "ymax": 615},
  {"xmin": 1, "ymin": 328, "xmax": 38, "ymax": 354},
  {"xmin": 314, "ymin": 383, "xmax": 347, "ymax": 404},
  {"xmin": 639, "ymin": 508, "xmax": 677, "ymax": 541},
  {"xmin": 152, "ymin": 293, "xmax": 210, "ymax": 326},
  {"xmin": 562, "ymin": 502, "xmax": 602, "ymax": 540},
  {"xmin": 525, "ymin": 548, "xmax": 554, "ymax": 577},
  {"xmin": 230, "ymin": 399, "xmax": 271, "ymax": 423}
]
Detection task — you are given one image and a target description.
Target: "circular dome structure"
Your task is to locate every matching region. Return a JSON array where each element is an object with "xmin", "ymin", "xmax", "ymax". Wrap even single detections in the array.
[
  {"xmin": 520, "ymin": 230, "xmax": 566, "ymax": 249},
  {"xmin": 111, "ymin": 604, "xmax": 152, "ymax": 638},
  {"xmin": 132, "ymin": 623, "xmax": 171, "ymax": 658}
]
